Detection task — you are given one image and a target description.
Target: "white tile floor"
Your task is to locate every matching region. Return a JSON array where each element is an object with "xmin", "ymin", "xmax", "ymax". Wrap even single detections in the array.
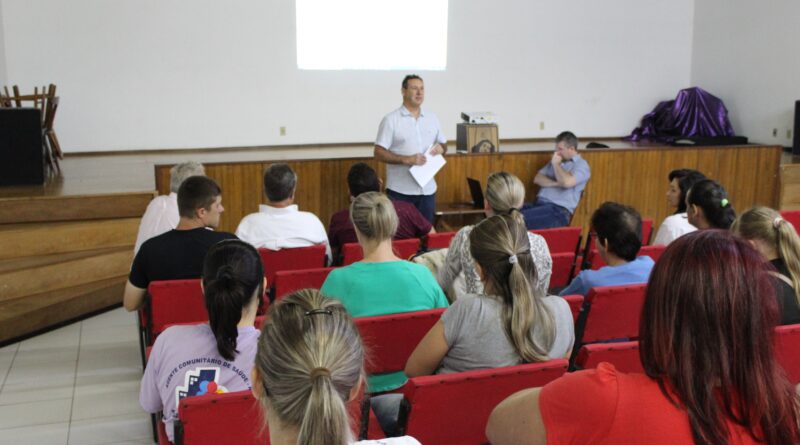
[{"xmin": 0, "ymin": 307, "xmax": 153, "ymax": 445}]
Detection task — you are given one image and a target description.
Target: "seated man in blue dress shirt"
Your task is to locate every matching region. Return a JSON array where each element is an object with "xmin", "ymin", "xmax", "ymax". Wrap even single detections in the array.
[
  {"xmin": 560, "ymin": 202, "xmax": 654, "ymax": 296},
  {"xmin": 523, "ymin": 131, "xmax": 590, "ymax": 229}
]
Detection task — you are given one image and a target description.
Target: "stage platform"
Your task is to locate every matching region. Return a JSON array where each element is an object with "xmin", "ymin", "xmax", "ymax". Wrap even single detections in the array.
[{"xmin": 0, "ymin": 139, "xmax": 793, "ymax": 344}]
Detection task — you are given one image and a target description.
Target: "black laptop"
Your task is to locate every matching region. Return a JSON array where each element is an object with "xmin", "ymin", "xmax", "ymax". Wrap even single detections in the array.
[{"xmin": 467, "ymin": 177, "xmax": 484, "ymax": 209}]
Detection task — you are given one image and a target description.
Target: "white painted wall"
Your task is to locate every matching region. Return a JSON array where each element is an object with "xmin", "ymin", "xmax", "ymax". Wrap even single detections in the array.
[
  {"xmin": 1, "ymin": 0, "xmax": 694, "ymax": 152},
  {"xmin": 0, "ymin": 1, "xmax": 6, "ymax": 87},
  {"xmin": 691, "ymin": 0, "xmax": 800, "ymax": 146}
]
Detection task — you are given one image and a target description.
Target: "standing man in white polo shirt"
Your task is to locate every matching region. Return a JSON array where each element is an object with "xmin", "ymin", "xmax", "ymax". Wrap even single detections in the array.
[{"xmin": 374, "ymin": 74, "xmax": 447, "ymax": 223}]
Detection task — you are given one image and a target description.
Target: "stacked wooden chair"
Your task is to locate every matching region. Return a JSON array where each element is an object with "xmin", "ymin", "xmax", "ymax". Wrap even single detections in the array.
[{"xmin": 0, "ymin": 84, "xmax": 62, "ymax": 173}]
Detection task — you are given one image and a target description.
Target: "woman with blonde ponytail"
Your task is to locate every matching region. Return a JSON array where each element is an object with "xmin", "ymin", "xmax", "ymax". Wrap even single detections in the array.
[
  {"xmin": 252, "ymin": 289, "xmax": 421, "ymax": 445},
  {"xmin": 439, "ymin": 172, "xmax": 552, "ymax": 300},
  {"xmin": 140, "ymin": 240, "xmax": 265, "ymax": 443},
  {"xmin": 406, "ymin": 213, "xmax": 573, "ymax": 377},
  {"xmin": 733, "ymin": 207, "xmax": 800, "ymax": 324}
]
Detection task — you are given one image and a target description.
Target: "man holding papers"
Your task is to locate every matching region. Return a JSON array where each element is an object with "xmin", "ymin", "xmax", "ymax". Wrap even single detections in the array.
[{"xmin": 374, "ymin": 74, "xmax": 447, "ymax": 223}]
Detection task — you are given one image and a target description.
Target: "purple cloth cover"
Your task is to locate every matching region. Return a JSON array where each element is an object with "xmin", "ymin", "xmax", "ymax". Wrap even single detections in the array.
[{"xmin": 626, "ymin": 87, "xmax": 735, "ymax": 142}]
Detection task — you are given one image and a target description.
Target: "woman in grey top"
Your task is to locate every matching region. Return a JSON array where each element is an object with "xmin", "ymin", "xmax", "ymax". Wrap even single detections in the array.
[
  {"xmin": 406, "ymin": 213, "xmax": 574, "ymax": 376},
  {"xmin": 438, "ymin": 172, "xmax": 552, "ymax": 300}
]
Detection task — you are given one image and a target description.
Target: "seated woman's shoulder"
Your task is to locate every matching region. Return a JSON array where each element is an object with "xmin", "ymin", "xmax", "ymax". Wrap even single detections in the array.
[{"xmin": 356, "ymin": 436, "xmax": 422, "ymax": 445}]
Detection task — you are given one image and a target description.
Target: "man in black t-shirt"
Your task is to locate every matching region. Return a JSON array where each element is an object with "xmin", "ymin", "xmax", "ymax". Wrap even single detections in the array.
[{"xmin": 123, "ymin": 176, "xmax": 237, "ymax": 311}]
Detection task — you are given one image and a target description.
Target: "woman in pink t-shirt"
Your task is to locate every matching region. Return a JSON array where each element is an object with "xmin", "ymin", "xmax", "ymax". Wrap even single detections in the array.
[{"xmin": 487, "ymin": 230, "xmax": 800, "ymax": 445}]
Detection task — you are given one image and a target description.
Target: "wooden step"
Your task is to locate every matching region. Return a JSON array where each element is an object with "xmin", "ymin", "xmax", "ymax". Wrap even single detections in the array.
[
  {"xmin": 0, "ymin": 276, "xmax": 126, "ymax": 344},
  {"xmin": 0, "ymin": 246, "xmax": 133, "ymax": 302},
  {"xmin": 0, "ymin": 218, "xmax": 139, "ymax": 260},
  {"xmin": 0, "ymin": 191, "xmax": 155, "ymax": 224}
]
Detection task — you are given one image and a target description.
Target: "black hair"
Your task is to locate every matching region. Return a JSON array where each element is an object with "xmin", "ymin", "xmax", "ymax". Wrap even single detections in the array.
[
  {"xmin": 263, "ymin": 163, "xmax": 297, "ymax": 203},
  {"xmin": 591, "ymin": 202, "xmax": 643, "ymax": 262},
  {"xmin": 177, "ymin": 176, "xmax": 222, "ymax": 219},
  {"xmin": 347, "ymin": 163, "xmax": 381, "ymax": 197},
  {"xmin": 668, "ymin": 169, "xmax": 706, "ymax": 214},
  {"xmin": 555, "ymin": 131, "xmax": 578, "ymax": 149},
  {"xmin": 202, "ymin": 239, "xmax": 264, "ymax": 361},
  {"xmin": 402, "ymin": 74, "xmax": 423, "ymax": 89},
  {"xmin": 687, "ymin": 179, "xmax": 736, "ymax": 229}
]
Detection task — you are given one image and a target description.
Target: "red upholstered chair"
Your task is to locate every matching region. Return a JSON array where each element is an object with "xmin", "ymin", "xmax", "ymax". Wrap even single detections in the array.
[
  {"xmin": 396, "ymin": 360, "xmax": 568, "ymax": 445},
  {"xmin": 570, "ymin": 284, "xmax": 647, "ymax": 369},
  {"xmin": 774, "ymin": 324, "xmax": 800, "ymax": 385},
  {"xmin": 587, "ymin": 244, "xmax": 666, "ymax": 270},
  {"xmin": 147, "ymin": 279, "xmax": 204, "ymax": 345},
  {"xmin": 561, "ymin": 294, "xmax": 584, "ymax": 324},
  {"xmin": 425, "ymin": 231, "xmax": 457, "ymax": 250},
  {"xmin": 173, "ymin": 391, "xmax": 267, "ymax": 445},
  {"xmin": 780, "ymin": 211, "xmax": 800, "ymax": 231},
  {"xmin": 549, "ymin": 252, "xmax": 576, "ymax": 289},
  {"xmin": 574, "ymin": 341, "xmax": 643, "ymax": 373},
  {"xmin": 272, "ymin": 267, "xmax": 334, "ymax": 300},
  {"xmin": 342, "ymin": 239, "xmax": 421, "ymax": 265},
  {"xmin": 641, "ymin": 218, "xmax": 654, "ymax": 245},
  {"xmin": 355, "ymin": 309, "xmax": 445, "ymax": 375},
  {"xmin": 257, "ymin": 245, "xmax": 327, "ymax": 288},
  {"xmin": 530, "ymin": 227, "xmax": 582, "ymax": 254}
]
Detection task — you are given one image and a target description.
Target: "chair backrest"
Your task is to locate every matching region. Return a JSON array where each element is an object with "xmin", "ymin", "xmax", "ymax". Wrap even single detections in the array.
[
  {"xmin": 272, "ymin": 267, "xmax": 335, "ymax": 300},
  {"xmin": 530, "ymin": 227, "xmax": 582, "ymax": 254},
  {"xmin": 561, "ymin": 294, "xmax": 584, "ymax": 323},
  {"xmin": 574, "ymin": 341, "xmax": 643, "ymax": 373},
  {"xmin": 774, "ymin": 324, "xmax": 800, "ymax": 385},
  {"xmin": 425, "ymin": 231, "xmax": 456, "ymax": 250},
  {"xmin": 576, "ymin": 284, "xmax": 647, "ymax": 346},
  {"xmin": 641, "ymin": 218, "xmax": 654, "ymax": 245},
  {"xmin": 342, "ymin": 239, "xmax": 420, "ymax": 265},
  {"xmin": 355, "ymin": 308, "xmax": 445, "ymax": 375},
  {"xmin": 398, "ymin": 360, "xmax": 568, "ymax": 445},
  {"xmin": 780, "ymin": 211, "xmax": 800, "ymax": 232},
  {"xmin": 549, "ymin": 252, "xmax": 576, "ymax": 289},
  {"xmin": 587, "ymin": 244, "xmax": 666, "ymax": 270},
  {"xmin": 147, "ymin": 279, "xmax": 205, "ymax": 344},
  {"xmin": 258, "ymin": 245, "xmax": 327, "ymax": 286},
  {"xmin": 175, "ymin": 391, "xmax": 267, "ymax": 445}
]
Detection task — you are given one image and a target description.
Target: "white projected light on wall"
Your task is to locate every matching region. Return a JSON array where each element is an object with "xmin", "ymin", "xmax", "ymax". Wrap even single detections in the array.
[{"xmin": 296, "ymin": 0, "xmax": 448, "ymax": 70}]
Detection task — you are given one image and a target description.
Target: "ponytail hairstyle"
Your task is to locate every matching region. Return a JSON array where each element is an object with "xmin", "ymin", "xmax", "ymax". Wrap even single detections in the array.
[
  {"xmin": 733, "ymin": 207, "xmax": 800, "ymax": 298},
  {"xmin": 201, "ymin": 240, "xmax": 264, "ymax": 361},
  {"xmin": 255, "ymin": 289, "xmax": 364, "ymax": 445},
  {"xmin": 350, "ymin": 191, "xmax": 398, "ymax": 242},
  {"xmin": 468, "ymin": 214, "xmax": 555, "ymax": 363},
  {"xmin": 485, "ymin": 172, "xmax": 525, "ymax": 215},
  {"xmin": 687, "ymin": 179, "xmax": 736, "ymax": 229}
]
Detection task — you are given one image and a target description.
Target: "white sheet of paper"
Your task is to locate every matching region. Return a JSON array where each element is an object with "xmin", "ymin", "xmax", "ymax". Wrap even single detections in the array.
[{"xmin": 409, "ymin": 150, "xmax": 446, "ymax": 188}]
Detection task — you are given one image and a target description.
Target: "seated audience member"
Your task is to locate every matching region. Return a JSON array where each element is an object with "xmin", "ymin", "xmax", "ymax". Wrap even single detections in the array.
[
  {"xmin": 123, "ymin": 176, "xmax": 236, "ymax": 311},
  {"xmin": 522, "ymin": 131, "xmax": 590, "ymax": 229},
  {"xmin": 439, "ymin": 172, "xmax": 552, "ymax": 300},
  {"xmin": 487, "ymin": 230, "xmax": 800, "ymax": 445},
  {"xmin": 686, "ymin": 179, "xmax": 736, "ymax": 230},
  {"xmin": 559, "ymin": 202, "xmax": 654, "ymax": 296},
  {"xmin": 329, "ymin": 162, "xmax": 433, "ymax": 264},
  {"xmin": 733, "ymin": 207, "xmax": 800, "ymax": 325},
  {"xmin": 140, "ymin": 240, "xmax": 264, "ymax": 443},
  {"xmin": 652, "ymin": 168, "xmax": 706, "ymax": 245},
  {"xmin": 252, "ymin": 289, "xmax": 421, "ymax": 445},
  {"xmin": 407, "ymin": 213, "xmax": 574, "ymax": 378},
  {"xmin": 134, "ymin": 161, "xmax": 205, "ymax": 254},
  {"xmin": 235, "ymin": 163, "xmax": 331, "ymax": 262},
  {"xmin": 321, "ymin": 191, "xmax": 448, "ymax": 392}
]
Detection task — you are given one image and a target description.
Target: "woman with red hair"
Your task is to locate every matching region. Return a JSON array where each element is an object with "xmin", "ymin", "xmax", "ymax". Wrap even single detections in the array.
[{"xmin": 487, "ymin": 230, "xmax": 800, "ymax": 445}]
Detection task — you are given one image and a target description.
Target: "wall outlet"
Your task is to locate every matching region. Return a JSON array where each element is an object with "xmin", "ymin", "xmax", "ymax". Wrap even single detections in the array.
[
  {"xmin": 773, "ymin": 128, "xmax": 778, "ymax": 137},
  {"xmin": 539, "ymin": 121, "xmax": 545, "ymax": 131},
  {"xmin": 280, "ymin": 126, "xmax": 286, "ymax": 136}
]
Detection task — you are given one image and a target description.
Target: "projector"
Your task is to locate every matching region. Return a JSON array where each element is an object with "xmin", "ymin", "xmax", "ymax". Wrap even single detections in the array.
[{"xmin": 460, "ymin": 111, "xmax": 497, "ymax": 124}]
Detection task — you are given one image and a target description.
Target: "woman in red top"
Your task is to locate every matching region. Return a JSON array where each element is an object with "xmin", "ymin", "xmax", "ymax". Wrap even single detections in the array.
[{"xmin": 486, "ymin": 230, "xmax": 800, "ymax": 445}]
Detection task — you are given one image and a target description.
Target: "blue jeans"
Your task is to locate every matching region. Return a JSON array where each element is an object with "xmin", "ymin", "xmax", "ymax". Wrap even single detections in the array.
[
  {"xmin": 386, "ymin": 189, "xmax": 436, "ymax": 224},
  {"xmin": 521, "ymin": 200, "xmax": 571, "ymax": 229}
]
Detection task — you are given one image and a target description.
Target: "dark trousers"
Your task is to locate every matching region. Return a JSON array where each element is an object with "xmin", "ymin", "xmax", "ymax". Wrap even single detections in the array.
[
  {"xmin": 386, "ymin": 189, "xmax": 436, "ymax": 224},
  {"xmin": 521, "ymin": 200, "xmax": 571, "ymax": 229}
]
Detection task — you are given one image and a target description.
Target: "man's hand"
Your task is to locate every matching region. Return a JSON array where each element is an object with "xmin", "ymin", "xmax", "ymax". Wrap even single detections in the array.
[
  {"xmin": 405, "ymin": 153, "xmax": 426, "ymax": 166},
  {"xmin": 551, "ymin": 151, "xmax": 563, "ymax": 165},
  {"xmin": 429, "ymin": 144, "xmax": 445, "ymax": 156}
]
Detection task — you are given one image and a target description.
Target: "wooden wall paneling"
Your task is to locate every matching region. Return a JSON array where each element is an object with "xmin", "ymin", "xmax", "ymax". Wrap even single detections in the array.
[{"xmin": 780, "ymin": 164, "xmax": 800, "ymax": 210}]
